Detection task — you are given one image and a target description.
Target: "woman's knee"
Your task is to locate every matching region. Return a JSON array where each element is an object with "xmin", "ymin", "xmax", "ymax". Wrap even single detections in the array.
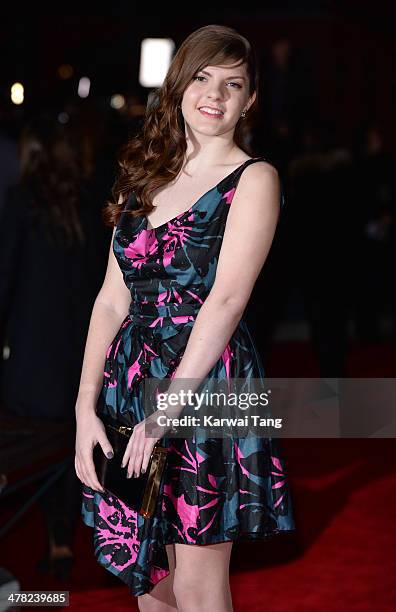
[
  {"xmin": 172, "ymin": 571, "xmax": 202, "ymax": 608},
  {"xmin": 173, "ymin": 569, "xmax": 229, "ymax": 606},
  {"xmin": 173, "ymin": 573, "xmax": 231, "ymax": 610}
]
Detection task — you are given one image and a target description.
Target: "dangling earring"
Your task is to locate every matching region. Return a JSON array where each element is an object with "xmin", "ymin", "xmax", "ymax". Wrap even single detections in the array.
[{"xmin": 241, "ymin": 109, "xmax": 247, "ymax": 118}]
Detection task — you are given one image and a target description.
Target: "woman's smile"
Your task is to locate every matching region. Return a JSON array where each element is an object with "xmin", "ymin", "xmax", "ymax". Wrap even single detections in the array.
[{"xmin": 198, "ymin": 107, "xmax": 225, "ymax": 119}]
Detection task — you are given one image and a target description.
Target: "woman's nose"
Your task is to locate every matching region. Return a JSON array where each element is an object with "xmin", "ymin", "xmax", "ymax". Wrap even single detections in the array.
[{"xmin": 207, "ymin": 82, "xmax": 225, "ymax": 99}]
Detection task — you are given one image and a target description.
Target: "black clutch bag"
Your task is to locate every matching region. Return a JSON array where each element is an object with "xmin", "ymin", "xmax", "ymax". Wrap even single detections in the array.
[{"xmin": 92, "ymin": 416, "xmax": 169, "ymax": 519}]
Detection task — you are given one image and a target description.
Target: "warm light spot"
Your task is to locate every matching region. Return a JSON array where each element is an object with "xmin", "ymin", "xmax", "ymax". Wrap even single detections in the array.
[
  {"xmin": 110, "ymin": 94, "xmax": 125, "ymax": 109},
  {"xmin": 11, "ymin": 82, "xmax": 24, "ymax": 105},
  {"xmin": 58, "ymin": 64, "xmax": 74, "ymax": 79}
]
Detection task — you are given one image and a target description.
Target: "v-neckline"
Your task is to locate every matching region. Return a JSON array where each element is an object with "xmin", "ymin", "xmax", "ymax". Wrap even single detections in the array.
[{"xmin": 144, "ymin": 157, "xmax": 263, "ymax": 231}]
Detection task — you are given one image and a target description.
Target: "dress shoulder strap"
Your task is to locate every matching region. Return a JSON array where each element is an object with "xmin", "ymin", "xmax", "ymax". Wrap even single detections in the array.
[{"xmin": 122, "ymin": 192, "xmax": 137, "ymax": 213}]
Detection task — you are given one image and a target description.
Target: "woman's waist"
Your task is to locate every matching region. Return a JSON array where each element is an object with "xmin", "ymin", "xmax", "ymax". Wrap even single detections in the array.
[
  {"xmin": 127, "ymin": 299, "xmax": 249, "ymax": 331},
  {"xmin": 128, "ymin": 300, "xmax": 203, "ymax": 325}
]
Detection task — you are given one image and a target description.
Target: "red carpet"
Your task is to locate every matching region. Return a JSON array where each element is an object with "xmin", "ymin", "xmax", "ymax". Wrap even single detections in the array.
[{"xmin": 2, "ymin": 340, "xmax": 396, "ymax": 610}]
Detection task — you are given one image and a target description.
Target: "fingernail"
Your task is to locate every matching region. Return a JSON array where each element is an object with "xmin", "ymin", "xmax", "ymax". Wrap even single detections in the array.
[
  {"xmin": 106, "ymin": 451, "xmax": 114, "ymax": 459},
  {"xmin": 141, "ymin": 468, "xmax": 146, "ymax": 474}
]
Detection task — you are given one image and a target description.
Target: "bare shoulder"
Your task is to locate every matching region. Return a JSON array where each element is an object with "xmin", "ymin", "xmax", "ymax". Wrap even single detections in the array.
[
  {"xmin": 230, "ymin": 160, "xmax": 281, "ymax": 216},
  {"xmin": 242, "ymin": 159, "xmax": 280, "ymax": 185}
]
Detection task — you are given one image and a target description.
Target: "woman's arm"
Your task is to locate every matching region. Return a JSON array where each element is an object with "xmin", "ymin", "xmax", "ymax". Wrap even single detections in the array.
[
  {"xmin": 166, "ymin": 161, "xmax": 281, "ymax": 395},
  {"xmin": 75, "ymin": 226, "xmax": 131, "ymax": 414},
  {"xmin": 75, "ymin": 226, "xmax": 131, "ymax": 491}
]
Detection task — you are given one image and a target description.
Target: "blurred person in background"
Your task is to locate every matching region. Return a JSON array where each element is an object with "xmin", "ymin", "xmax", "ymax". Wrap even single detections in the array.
[
  {"xmin": 287, "ymin": 119, "xmax": 355, "ymax": 376},
  {"xmin": 351, "ymin": 122, "xmax": 396, "ymax": 341},
  {"xmin": 0, "ymin": 112, "xmax": 108, "ymax": 580},
  {"xmin": 258, "ymin": 35, "xmax": 316, "ymax": 178}
]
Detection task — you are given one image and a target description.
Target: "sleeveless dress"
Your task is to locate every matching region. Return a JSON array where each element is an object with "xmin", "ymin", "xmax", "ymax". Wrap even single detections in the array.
[{"xmin": 81, "ymin": 156, "xmax": 296, "ymax": 597}]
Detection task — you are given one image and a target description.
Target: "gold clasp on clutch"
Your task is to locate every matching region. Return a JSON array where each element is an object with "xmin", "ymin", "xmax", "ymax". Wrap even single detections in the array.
[{"xmin": 118, "ymin": 426, "xmax": 133, "ymax": 435}]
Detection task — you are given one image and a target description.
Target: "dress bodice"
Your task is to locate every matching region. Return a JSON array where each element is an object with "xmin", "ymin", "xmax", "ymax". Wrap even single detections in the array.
[{"xmin": 113, "ymin": 156, "xmax": 281, "ymax": 324}]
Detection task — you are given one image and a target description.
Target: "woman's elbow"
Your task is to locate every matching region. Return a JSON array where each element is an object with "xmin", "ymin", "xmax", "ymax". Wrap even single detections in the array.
[{"xmin": 207, "ymin": 292, "xmax": 247, "ymax": 319}]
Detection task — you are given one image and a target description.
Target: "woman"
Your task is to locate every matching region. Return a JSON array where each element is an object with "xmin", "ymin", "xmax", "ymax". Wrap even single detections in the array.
[{"xmin": 76, "ymin": 24, "xmax": 296, "ymax": 610}]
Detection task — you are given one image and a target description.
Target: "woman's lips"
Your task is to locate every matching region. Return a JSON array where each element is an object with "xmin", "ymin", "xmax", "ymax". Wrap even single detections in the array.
[{"xmin": 198, "ymin": 108, "xmax": 224, "ymax": 119}]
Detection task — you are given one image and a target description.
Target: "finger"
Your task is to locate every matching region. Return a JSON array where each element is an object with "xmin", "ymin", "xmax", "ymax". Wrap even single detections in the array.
[
  {"xmin": 127, "ymin": 441, "xmax": 141, "ymax": 478},
  {"xmin": 121, "ymin": 440, "xmax": 132, "ymax": 467},
  {"xmin": 131, "ymin": 430, "xmax": 146, "ymax": 477},
  {"xmin": 125, "ymin": 432, "xmax": 139, "ymax": 476},
  {"xmin": 75, "ymin": 465, "xmax": 83, "ymax": 483},
  {"xmin": 121, "ymin": 435, "xmax": 134, "ymax": 468},
  {"xmin": 136, "ymin": 435, "xmax": 154, "ymax": 476},
  {"xmin": 80, "ymin": 458, "xmax": 94, "ymax": 489},
  {"xmin": 79, "ymin": 459, "xmax": 90, "ymax": 487},
  {"xmin": 141, "ymin": 446, "xmax": 154, "ymax": 474},
  {"xmin": 132, "ymin": 446, "xmax": 145, "ymax": 477},
  {"xmin": 84, "ymin": 453, "xmax": 105, "ymax": 493},
  {"xmin": 75, "ymin": 457, "xmax": 83, "ymax": 483},
  {"xmin": 127, "ymin": 444, "xmax": 138, "ymax": 478},
  {"xmin": 98, "ymin": 434, "xmax": 114, "ymax": 459},
  {"xmin": 76, "ymin": 458, "xmax": 87, "ymax": 487},
  {"xmin": 76, "ymin": 455, "xmax": 88, "ymax": 485}
]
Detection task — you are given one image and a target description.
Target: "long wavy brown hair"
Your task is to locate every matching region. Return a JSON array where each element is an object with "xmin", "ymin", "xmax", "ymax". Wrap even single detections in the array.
[{"xmin": 103, "ymin": 24, "xmax": 260, "ymax": 228}]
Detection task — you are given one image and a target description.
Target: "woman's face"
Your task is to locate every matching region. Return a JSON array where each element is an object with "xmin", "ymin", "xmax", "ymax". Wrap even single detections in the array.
[{"xmin": 180, "ymin": 62, "xmax": 256, "ymax": 137}]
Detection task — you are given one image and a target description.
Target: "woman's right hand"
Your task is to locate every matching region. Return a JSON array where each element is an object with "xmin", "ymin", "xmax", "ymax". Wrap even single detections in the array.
[{"xmin": 75, "ymin": 409, "xmax": 114, "ymax": 492}]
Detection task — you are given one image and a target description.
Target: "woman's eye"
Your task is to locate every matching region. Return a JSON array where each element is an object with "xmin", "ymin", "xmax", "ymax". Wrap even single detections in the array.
[{"xmin": 192, "ymin": 76, "xmax": 241, "ymax": 89}]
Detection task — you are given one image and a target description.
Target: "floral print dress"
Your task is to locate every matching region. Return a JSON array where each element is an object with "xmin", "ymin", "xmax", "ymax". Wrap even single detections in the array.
[{"xmin": 81, "ymin": 156, "xmax": 296, "ymax": 597}]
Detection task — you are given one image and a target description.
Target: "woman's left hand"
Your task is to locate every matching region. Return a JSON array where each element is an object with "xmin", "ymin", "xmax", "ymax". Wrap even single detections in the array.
[{"xmin": 121, "ymin": 416, "xmax": 161, "ymax": 478}]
